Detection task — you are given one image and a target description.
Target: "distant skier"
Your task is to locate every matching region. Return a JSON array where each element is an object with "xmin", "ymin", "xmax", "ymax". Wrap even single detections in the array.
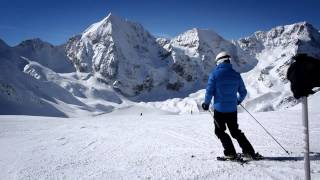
[{"xmin": 202, "ymin": 51, "xmax": 261, "ymax": 160}]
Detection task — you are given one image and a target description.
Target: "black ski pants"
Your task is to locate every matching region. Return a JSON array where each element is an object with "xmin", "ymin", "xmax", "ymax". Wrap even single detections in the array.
[{"xmin": 214, "ymin": 110, "xmax": 255, "ymax": 156}]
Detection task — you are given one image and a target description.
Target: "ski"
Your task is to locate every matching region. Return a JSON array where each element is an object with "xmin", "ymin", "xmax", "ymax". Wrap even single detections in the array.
[
  {"xmin": 237, "ymin": 152, "xmax": 264, "ymax": 161},
  {"xmin": 216, "ymin": 156, "xmax": 248, "ymax": 165}
]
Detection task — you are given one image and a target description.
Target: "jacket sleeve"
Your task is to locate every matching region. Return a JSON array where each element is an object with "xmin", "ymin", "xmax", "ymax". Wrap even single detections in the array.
[
  {"xmin": 204, "ymin": 72, "xmax": 216, "ymax": 105},
  {"xmin": 237, "ymin": 76, "xmax": 247, "ymax": 103}
]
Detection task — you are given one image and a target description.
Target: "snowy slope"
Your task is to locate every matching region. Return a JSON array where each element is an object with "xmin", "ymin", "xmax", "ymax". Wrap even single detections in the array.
[
  {"xmin": 0, "ymin": 39, "xmax": 126, "ymax": 117},
  {"xmin": 0, "ymin": 105, "xmax": 319, "ymax": 179},
  {"xmin": 0, "ymin": 43, "xmax": 87, "ymax": 117}
]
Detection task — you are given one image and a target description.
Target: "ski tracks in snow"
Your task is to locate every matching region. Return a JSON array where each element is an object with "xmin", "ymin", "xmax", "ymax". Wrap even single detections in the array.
[{"xmin": 0, "ymin": 111, "xmax": 320, "ymax": 179}]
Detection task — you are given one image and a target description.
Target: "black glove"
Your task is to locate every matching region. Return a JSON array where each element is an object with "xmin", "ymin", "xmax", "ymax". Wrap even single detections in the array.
[
  {"xmin": 202, "ymin": 103, "xmax": 209, "ymax": 111},
  {"xmin": 237, "ymin": 100, "xmax": 241, "ymax": 105}
]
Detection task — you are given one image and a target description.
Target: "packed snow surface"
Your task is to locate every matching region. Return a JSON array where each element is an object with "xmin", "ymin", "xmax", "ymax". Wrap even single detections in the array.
[{"xmin": 1, "ymin": 105, "xmax": 319, "ymax": 179}]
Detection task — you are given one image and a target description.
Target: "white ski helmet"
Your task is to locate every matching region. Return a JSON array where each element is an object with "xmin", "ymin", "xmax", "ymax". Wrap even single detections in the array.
[{"xmin": 215, "ymin": 51, "xmax": 231, "ymax": 65}]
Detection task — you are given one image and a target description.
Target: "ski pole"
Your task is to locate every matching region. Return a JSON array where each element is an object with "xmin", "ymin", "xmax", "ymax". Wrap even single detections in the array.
[
  {"xmin": 208, "ymin": 109, "xmax": 220, "ymax": 129},
  {"xmin": 240, "ymin": 104, "xmax": 291, "ymax": 155}
]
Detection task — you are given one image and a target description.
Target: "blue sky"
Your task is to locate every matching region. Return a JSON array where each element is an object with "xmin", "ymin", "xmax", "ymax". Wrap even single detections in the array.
[{"xmin": 0, "ymin": 0, "xmax": 319, "ymax": 46}]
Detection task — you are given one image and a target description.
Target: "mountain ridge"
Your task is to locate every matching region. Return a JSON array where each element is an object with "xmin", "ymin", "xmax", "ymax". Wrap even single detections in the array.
[{"xmin": 1, "ymin": 14, "xmax": 320, "ymax": 116}]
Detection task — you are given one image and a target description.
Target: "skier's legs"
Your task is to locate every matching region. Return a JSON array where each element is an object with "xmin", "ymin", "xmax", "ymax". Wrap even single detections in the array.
[
  {"xmin": 226, "ymin": 112, "xmax": 255, "ymax": 155},
  {"xmin": 214, "ymin": 110, "xmax": 237, "ymax": 156}
]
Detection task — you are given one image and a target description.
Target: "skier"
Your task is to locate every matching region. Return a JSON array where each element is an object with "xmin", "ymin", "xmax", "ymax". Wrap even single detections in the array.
[{"xmin": 202, "ymin": 51, "xmax": 261, "ymax": 160}]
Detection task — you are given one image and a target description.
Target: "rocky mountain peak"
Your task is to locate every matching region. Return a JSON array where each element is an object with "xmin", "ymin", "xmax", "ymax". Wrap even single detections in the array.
[
  {"xmin": 15, "ymin": 38, "xmax": 54, "ymax": 50},
  {"xmin": 82, "ymin": 13, "xmax": 122, "ymax": 38},
  {"xmin": 235, "ymin": 22, "xmax": 320, "ymax": 57},
  {"xmin": 234, "ymin": 22, "xmax": 320, "ymax": 112},
  {"xmin": 172, "ymin": 28, "xmax": 224, "ymax": 49},
  {"xmin": 66, "ymin": 13, "xmax": 169, "ymax": 96}
]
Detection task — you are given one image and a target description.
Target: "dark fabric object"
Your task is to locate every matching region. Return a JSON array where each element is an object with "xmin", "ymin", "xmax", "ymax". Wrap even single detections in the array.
[
  {"xmin": 202, "ymin": 103, "xmax": 209, "ymax": 110},
  {"xmin": 214, "ymin": 110, "xmax": 255, "ymax": 156},
  {"xmin": 223, "ymin": 59, "xmax": 231, "ymax": 64},
  {"xmin": 217, "ymin": 55, "xmax": 231, "ymax": 60},
  {"xmin": 287, "ymin": 54, "xmax": 320, "ymax": 99}
]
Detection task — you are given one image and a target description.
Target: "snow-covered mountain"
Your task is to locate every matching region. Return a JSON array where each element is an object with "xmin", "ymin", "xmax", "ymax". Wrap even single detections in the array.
[
  {"xmin": 66, "ymin": 14, "xmax": 257, "ymax": 98},
  {"xmin": 0, "ymin": 38, "xmax": 123, "ymax": 117},
  {"xmin": 14, "ymin": 38, "xmax": 74, "ymax": 73},
  {"xmin": 66, "ymin": 13, "xmax": 170, "ymax": 97},
  {"xmin": 234, "ymin": 22, "xmax": 320, "ymax": 111},
  {"xmin": 146, "ymin": 22, "xmax": 320, "ymax": 113},
  {"xmin": 157, "ymin": 28, "xmax": 257, "ymax": 91},
  {"xmin": 0, "ymin": 39, "xmax": 74, "ymax": 116},
  {"xmin": 1, "ymin": 13, "xmax": 320, "ymax": 116},
  {"xmin": 169, "ymin": 28, "xmax": 257, "ymax": 74}
]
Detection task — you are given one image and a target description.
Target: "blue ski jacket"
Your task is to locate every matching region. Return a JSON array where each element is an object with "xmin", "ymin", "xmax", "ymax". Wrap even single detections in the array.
[{"xmin": 204, "ymin": 63, "xmax": 247, "ymax": 113}]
